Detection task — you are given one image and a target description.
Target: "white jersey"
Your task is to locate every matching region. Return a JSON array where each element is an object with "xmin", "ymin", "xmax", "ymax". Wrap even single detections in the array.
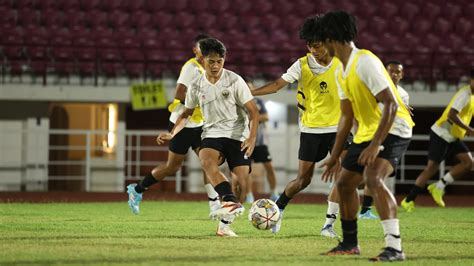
[
  {"xmin": 281, "ymin": 54, "xmax": 337, "ymax": 134},
  {"xmin": 337, "ymin": 47, "xmax": 413, "ymax": 139},
  {"xmin": 185, "ymin": 69, "xmax": 254, "ymax": 141},
  {"xmin": 169, "ymin": 59, "xmax": 204, "ymax": 128},
  {"xmin": 431, "ymin": 88, "xmax": 472, "ymax": 142}
]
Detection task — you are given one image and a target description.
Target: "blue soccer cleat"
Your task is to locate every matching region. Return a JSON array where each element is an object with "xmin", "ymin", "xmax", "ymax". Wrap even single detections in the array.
[
  {"xmin": 359, "ymin": 209, "xmax": 378, "ymax": 220},
  {"xmin": 127, "ymin": 184, "xmax": 142, "ymax": 215}
]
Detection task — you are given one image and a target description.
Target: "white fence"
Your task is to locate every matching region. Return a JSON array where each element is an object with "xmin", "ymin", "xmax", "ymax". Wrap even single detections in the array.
[{"xmin": 0, "ymin": 124, "xmax": 473, "ymax": 192}]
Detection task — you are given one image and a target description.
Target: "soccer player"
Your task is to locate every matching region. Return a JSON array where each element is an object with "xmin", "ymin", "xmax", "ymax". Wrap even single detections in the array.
[
  {"xmin": 359, "ymin": 60, "xmax": 411, "ymax": 219},
  {"xmin": 245, "ymin": 94, "xmax": 279, "ymax": 203},
  {"xmin": 159, "ymin": 38, "xmax": 259, "ymax": 237},
  {"xmin": 251, "ymin": 15, "xmax": 342, "ymax": 234},
  {"xmin": 318, "ymin": 11, "xmax": 414, "ymax": 261},
  {"xmin": 401, "ymin": 69, "xmax": 474, "ymax": 212},
  {"xmin": 126, "ymin": 34, "xmax": 221, "ymax": 216}
]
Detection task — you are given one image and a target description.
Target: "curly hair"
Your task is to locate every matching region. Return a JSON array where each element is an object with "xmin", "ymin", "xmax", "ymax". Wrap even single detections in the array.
[
  {"xmin": 298, "ymin": 14, "xmax": 324, "ymax": 44},
  {"xmin": 317, "ymin": 11, "xmax": 358, "ymax": 43}
]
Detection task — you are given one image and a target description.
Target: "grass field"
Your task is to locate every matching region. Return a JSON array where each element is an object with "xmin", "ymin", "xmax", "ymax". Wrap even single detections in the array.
[{"xmin": 1, "ymin": 201, "xmax": 474, "ymax": 265}]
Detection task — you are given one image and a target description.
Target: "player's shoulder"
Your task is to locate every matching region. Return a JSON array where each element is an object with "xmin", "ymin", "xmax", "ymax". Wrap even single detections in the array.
[{"xmin": 222, "ymin": 69, "xmax": 245, "ymax": 86}]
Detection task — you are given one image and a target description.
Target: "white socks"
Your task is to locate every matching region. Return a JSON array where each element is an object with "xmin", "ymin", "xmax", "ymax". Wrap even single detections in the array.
[
  {"xmin": 219, "ymin": 215, "xmax": 235, "ymax": 229},
  {"xmin": 436, "ymin": 172, "xmax": 454, "ymax": 190},
  {"xmin": 324, "ymin": 201, "xmax": 339, "ymax": 227},
  {"xmin": 205, "ymin": 183, "xmax": 219, "ymax": 200},
  {"xmin": 381, "ymin": 219, "xmax": 402, "ymax": 251}
]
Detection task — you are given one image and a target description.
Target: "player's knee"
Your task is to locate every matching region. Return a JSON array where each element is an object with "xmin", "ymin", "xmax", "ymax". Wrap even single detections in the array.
[
  {"xmin": 200, "ymin": 157, "xmax": 217, "ymax": 172},
  {"xmin": 365, "ymin": 177, "xmax": 383, "ymax": 190},
  {"xmin": 459, "ymin": 157, "xmax": 473, "ymax": 172}
]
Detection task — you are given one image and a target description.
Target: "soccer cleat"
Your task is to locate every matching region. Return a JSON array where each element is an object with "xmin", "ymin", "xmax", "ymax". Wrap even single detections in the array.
[
  {"xmin": 320, "ymin": 224, "xmax": 338, "ymax": 238},
  {"xmin": 245, "ymin": 193, "xmax": 254, "ymax": 204},
  {"xmin": 209, "ymin": 199, "xmax": 222, "ymax": 220},
  {"xmin": 209, "ymin": 201, "xmax": 245, "ymax": 220},
  {"xmin": 427, "ymin": 183, "xmax": 445, "ymax": 207},
  {"xmin": 400, "ymin": 198, "xmax": 415, "ymax": 212},
  {"xmin": 271, "ymin": 209, "xmax": 284, "ymax": 234},
  {"xmin": 127, "ymin": 184, "xmax": 142, "ymax": 215},
  {"xmin": 359, "ymin": 209, "xmax": 378, "ymax": 220},
  {"xmin": 216, "ymin": 225, "xmax": 238, "ymax": 237},
  {"xmin": 369, "ymin": 247, "xmax": 406, "ymax": 262},
  {"xmin": 324, "ymin": 242, "xmax": 360, "ymax": 255},
  {"xmin": 270, "ymin": 193, "xmax": 280, "ymax": 202}
]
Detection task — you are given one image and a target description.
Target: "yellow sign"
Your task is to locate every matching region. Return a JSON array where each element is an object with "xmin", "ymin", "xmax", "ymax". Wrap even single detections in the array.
[{"xmin": 130, "ymin": 82, "xmax": 168, "ymax": 110}]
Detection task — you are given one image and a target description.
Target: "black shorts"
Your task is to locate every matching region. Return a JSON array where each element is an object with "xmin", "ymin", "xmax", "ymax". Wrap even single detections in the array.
[
  {"xmin": 251, "ymin": 145, "xmax": 272, "ymax": 163},
  {"xmin": 201, "ymin": 138, "xmax": 251, "ymax": 171},
  {"xmin": 343, "ymin": 134, "xmax": 354, "ymax": 150},
  {"xmin": 342, "ymin": 134, "xmax": 411, "ymax": 174},
  {"xmin": 299, "ymin": 132, "xmax": 336, "ymax": 162},
  {"xmin": 168, "ymin": 122, "xmax": 203, "ymax": 155},
  {"xmin": 428, "ymin": 130, "xmax": 470, "ymax": 164}
]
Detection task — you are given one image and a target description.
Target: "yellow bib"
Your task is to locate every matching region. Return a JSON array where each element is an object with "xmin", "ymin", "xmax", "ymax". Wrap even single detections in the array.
[
  {"xmin": 168, "ymin": 58, "xmax": 205, "ymax": 123},
  {"xmin": 435, "ymin": 86, "xmax": 474, "ymax": 139},
  {"xmin": 296, "ymin": 55, "xmax": 341, "ymax": 128},
  {"xmin": 337, "ymin": 50, "xmax": 414, "ymax": 143}
]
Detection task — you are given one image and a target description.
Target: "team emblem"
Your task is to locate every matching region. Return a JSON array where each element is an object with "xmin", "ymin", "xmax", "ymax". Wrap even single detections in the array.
[{"xmin": 222, "ymin": 90, "xmax": 230, "ymax": 98}]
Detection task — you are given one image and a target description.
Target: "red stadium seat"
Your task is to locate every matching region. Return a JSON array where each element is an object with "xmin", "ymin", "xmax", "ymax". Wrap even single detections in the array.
[
  {"xmin": 80, "ymin": 0, "xmax": 101, "ymax": 12},
  {"xmin": 377, "ymin": 2, "xmax": 399, "ymax": 18},
  {"xmin": 129, "ymin": 11, "xmax": 151, "ymax": 29},
  {"xmin": 421, "ymin": 2, "xmax": 441, "ymax": 20},
  {"xmin": 56, "ymin": 0, "xmax": 80, "ymax": 11},
  {"xmin": 108, "ymin": 10, "xmax": 129, "ymax": 29},
  {"xmin": 121, "ymin": 0, "xmax": 145, "ymax": 13},
  {"xmin": 50, "ymin": 30, "xmax": 73, "ymax": 47},
  {"xmin": 400, "ymin": 2, "xmax": 420, "ymax": 21}
]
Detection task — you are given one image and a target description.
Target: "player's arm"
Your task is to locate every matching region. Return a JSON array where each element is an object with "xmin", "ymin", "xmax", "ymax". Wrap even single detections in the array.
[
  {"xmin": 174, "ymin": 83, "xmax": 187, "ymax": 103},
  {"xmin": 156, "ymin": 108, "xmax": 194, "ymax": 145},
  {"xmin": 358, "ymin": 88, "xmax": 398, "ymax": 166},
  {"xmin": 241, "ymin": 100, "xmax": 259, "ymax": 157},
  {"xmin": 321, "ymin": 99, "xmax": 354, "ymax": 182},
  {"xmin": 448, "ymin": 108, "xmax": 474, "ymax": 136},
  {"xmin": 252, "ymin": 78, "xmax": 289, "ymax": 96}
]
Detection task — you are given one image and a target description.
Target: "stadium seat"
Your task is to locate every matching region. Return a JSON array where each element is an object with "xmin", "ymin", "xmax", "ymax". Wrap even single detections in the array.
[
  {"xmin": 129, "ymin": 11, "xmax": 151, "ymax": 29},
  {"xmin": 80, "ymin": 0, "xmax": 101, "ymax": 12},
  {"xmin": 401, "ymin": 2, "xmax": 420, "ymax": 21},
  {"xmin": 122, "ymin": 0, "xmax": 145, "ymax": 13},
  {"xmin": 377, "ymin": 2, "xmax": 399, "ymax": 18},
  {"xmin": 421, "ymin": 2, "xmax": 441, "ymax": 20},
  {"xmin": 107, "ymin": 10, "xmax": 129, "ymax": 30},
  {"xmin": 56, "ymin": 0, "xmax": 80, "ymax": 11}
]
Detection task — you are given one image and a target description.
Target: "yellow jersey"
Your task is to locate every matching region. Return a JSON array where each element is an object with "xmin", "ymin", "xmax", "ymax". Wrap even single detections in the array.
[
  {"xmin": 296, "ymin": 55, "xmax": 341, "ymax": 128},
  {"xmin": 336, "ymin": 49, "xmax": 414, "ymax": 143}
]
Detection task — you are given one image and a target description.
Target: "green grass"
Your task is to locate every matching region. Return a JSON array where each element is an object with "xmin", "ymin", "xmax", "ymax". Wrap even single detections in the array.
[{"xmin": 1, "ymin": 201, "xmax": 474, "ymax": 265}]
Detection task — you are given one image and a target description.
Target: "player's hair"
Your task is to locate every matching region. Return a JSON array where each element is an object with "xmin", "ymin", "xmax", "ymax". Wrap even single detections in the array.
[
  {"xmin": 299, "ymin": 14, "xmax": 323, "ymax": 45},
  {"xmin": 199, "ymin": 38, "xmax": 226, "ymax": 57},
  {"xmin": 316, "ymin": 11, "xmax": 358, "ymax": 43},
  {"xmin": 386, "ymin": 60, "xmax": 403, "ymax": 67},
  {"xmin": 194, "ymin": 34, "xmax": 210, "ymax": 44}
]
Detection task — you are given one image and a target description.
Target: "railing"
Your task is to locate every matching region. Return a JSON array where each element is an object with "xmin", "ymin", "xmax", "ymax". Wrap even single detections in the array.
[{"xmin": 0, "ymin": 127, "xmax": 473, "ymax": 192}]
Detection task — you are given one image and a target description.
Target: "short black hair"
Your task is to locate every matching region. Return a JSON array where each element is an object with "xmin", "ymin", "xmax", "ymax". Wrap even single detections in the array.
[
  {"xmin": 199, "ymin": 38, "xmax": 226, "ymax": 57},
  {"xmin": 386, "ymin": 60, "xmax": 403, "ymax": 67},
  {"xmin": 299, "ymin": 15, "xmax": 323, "ymax": 44},
  {"xmin": 317, "ymin": 11, "xmax": 358, "ymax": 43}
]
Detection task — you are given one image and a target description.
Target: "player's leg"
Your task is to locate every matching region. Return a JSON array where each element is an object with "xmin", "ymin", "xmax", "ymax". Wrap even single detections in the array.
[
  {"xmin": 365, "ymin": 159, "xmax": 405, "ymax": 261},
  {"xmin": 321, "ymin": 133, "xmax": 344, "ymax": 236},
  {"xmin": 325, "ymin": 168, "xmax": 363, "ymax": 255},
  {"xmin": 359, "ymin": 185, "xmax": 378, "ymax": 219},
  {"xmin": 275, "ymin": 133, "xmax": 325, "ymax": 212},
  {"xmin": 256, "ymin": 145, "xmax": 279, "ymax": 201},
  {"xmin": 368, "ymin": 134, "xmax": 410, "ymax": 261},
  {"xmin": 402, "ymin": 131, "xmax": 446, "ymax": 211},
  {"xmin": 193, "ymin": 147, "xmax": 221, "ymax": 215},
  {"xmin": 428, "ymin": 150, "xmax": 473, "ymax": 207},
  {"xmin": 126, "ymin": 150, "xmax": 186, "ymax": 214},
  {"xmin": 321, "ymin": 183, "xmax": 340, "ymax": 238},
  {"xmin": 263, "ymin": 161, "xmax": 279, "ymax": 201}
]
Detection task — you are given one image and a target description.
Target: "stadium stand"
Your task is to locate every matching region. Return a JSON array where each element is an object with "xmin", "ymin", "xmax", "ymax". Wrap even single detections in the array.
[{"xmin": 1, "ymin": 0, "xmax": 473, "ymax": 86}]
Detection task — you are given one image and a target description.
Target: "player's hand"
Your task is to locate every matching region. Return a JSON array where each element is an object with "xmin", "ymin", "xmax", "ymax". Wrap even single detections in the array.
[
  {"xmin": 320, "ymin": 157, "xmax": 340, "ymax": 183},
  {"xmin": 241, "ymin": 137, "xmax": 256, "ymax": 159},
  {"xmin": 358, "ymin": 143, "xmax": 383, "ymax": 167},
  {"xmin": 156, "ymin": 133, "xmax": 172, "ymax": 145}
]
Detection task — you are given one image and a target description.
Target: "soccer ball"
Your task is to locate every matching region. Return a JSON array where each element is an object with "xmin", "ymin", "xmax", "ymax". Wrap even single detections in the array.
[{"xmin": 248, "ymin": 199, "xmax": 281, "ymax": 230}]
